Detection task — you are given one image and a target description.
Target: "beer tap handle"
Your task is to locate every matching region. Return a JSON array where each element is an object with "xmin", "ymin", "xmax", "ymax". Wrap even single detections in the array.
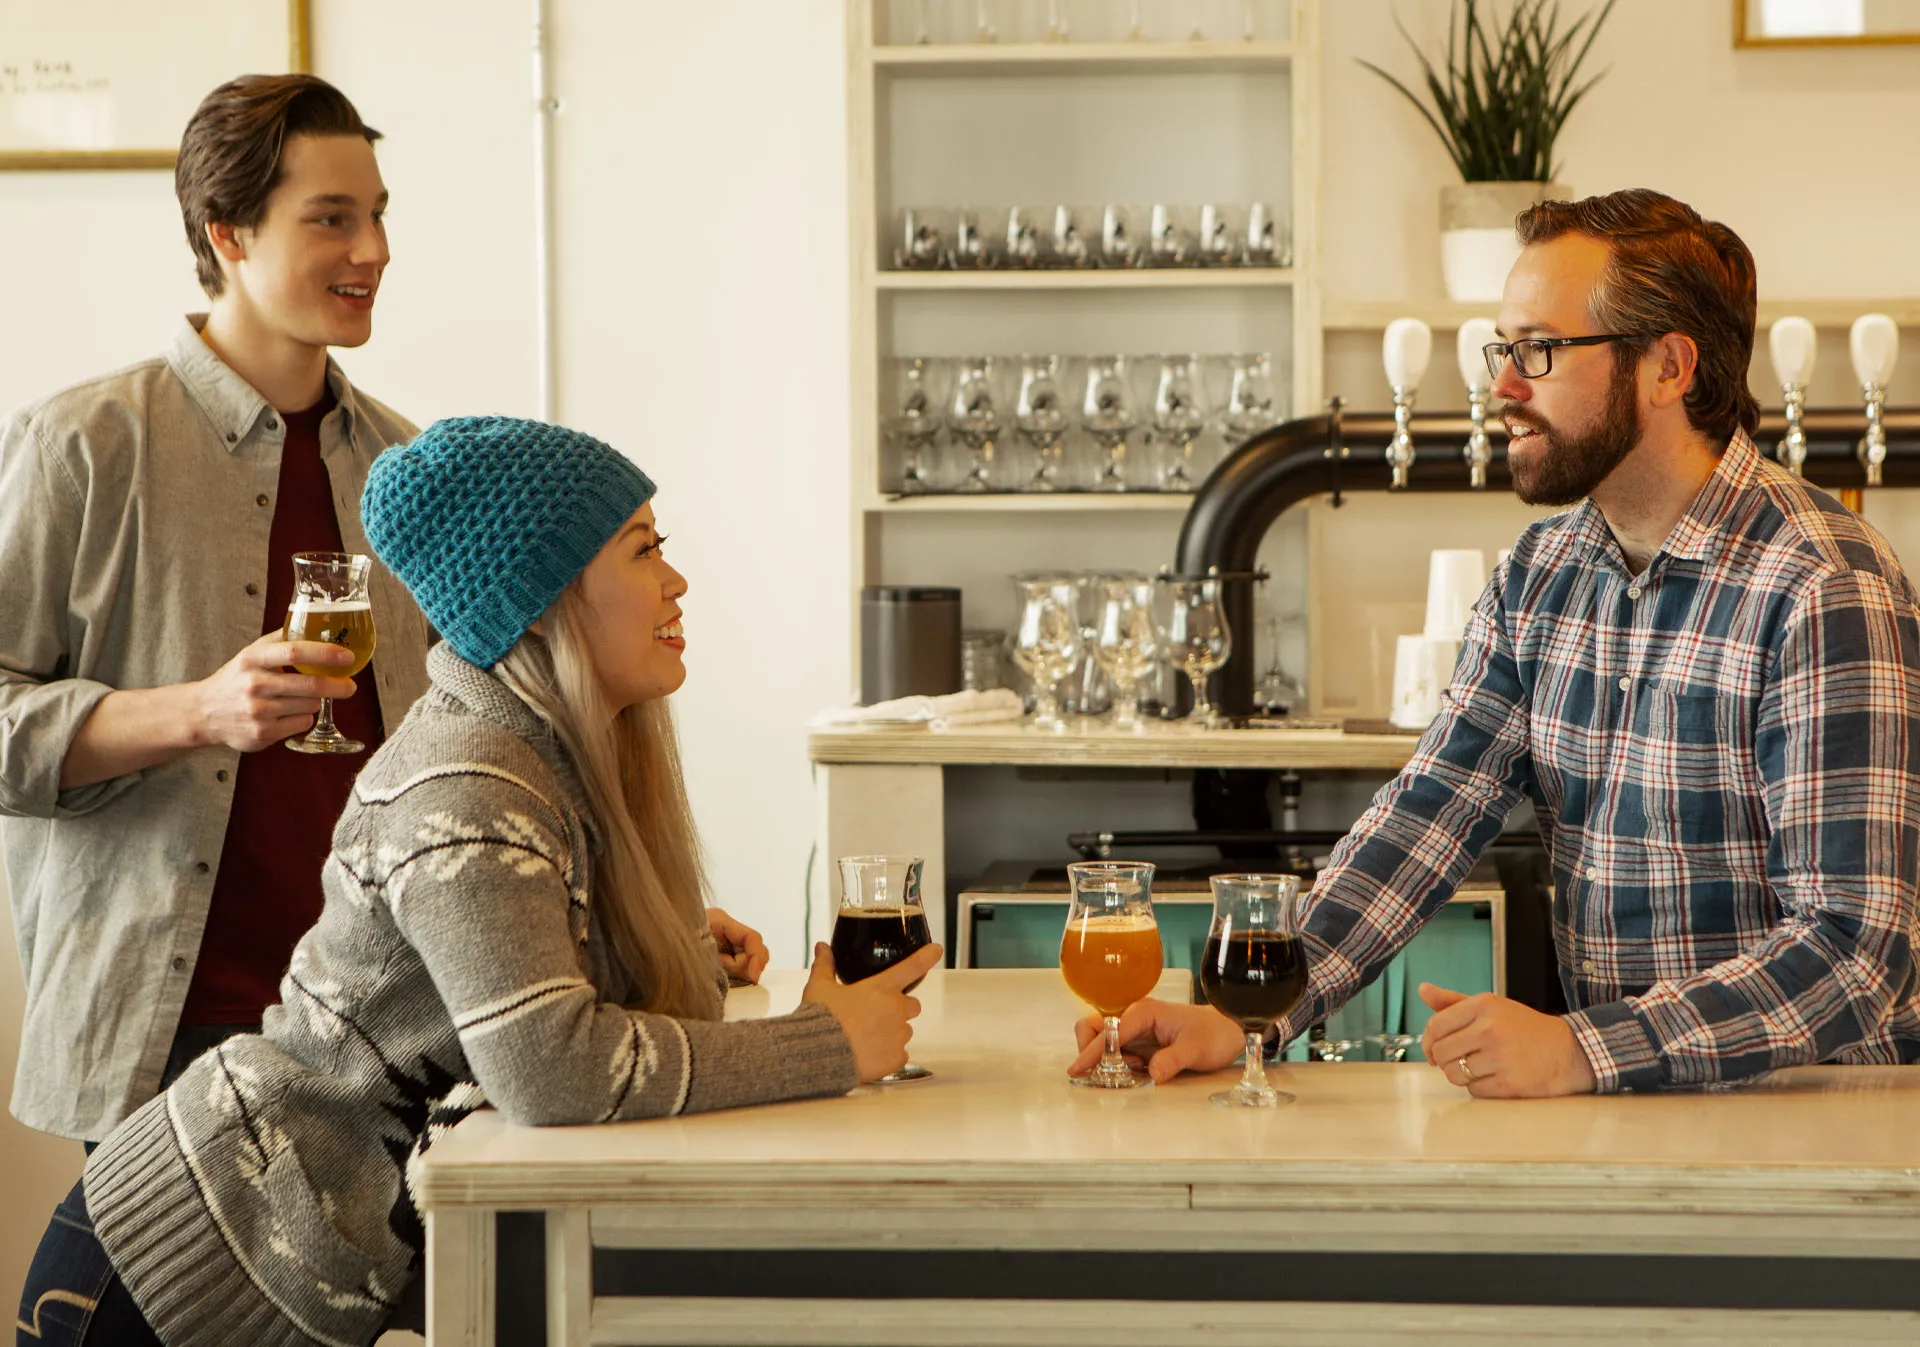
[
  {"xmin": 1768, "ymin": 316, "xmax": 1816, "ymax": 477},
  {"xmin": 1851, "ymin": 314, "xmax": 1898, "ymax": 488},
  {"xmin": 1382, "ymin": 318, "xmax": 1431, "ymax": 490},
  {"xmin": 1457, "ymin": 317, "xmax": 1497, "ymax": 490}
]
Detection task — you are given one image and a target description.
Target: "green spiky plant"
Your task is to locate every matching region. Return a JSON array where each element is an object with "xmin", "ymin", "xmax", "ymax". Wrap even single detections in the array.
[{"xmin": 1357, "ymin": 0, "xmax": 1617, "ymax": 183}]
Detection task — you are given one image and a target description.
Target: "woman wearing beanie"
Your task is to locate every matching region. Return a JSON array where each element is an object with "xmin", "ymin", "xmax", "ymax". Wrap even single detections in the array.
[{"xmin": 28, "ymin": 417, "xmax": 939, "ymax": 1346}]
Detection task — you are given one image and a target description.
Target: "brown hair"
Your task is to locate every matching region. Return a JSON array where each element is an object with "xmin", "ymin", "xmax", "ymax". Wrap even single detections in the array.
[
  {"xmin": 175, "ymin": 75, "xmax": 382, "ymax": 298},
  {"xmin": 1515, "ymin": 189, "xmax": 1760, "ymax": 446}
]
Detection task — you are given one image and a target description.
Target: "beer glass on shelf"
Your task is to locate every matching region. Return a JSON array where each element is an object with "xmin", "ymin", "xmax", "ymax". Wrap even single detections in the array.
[
  {"xmin": 1165, "ymin": 576, "xmax": 1231, "ymax": 726},
  {"xmin": 1094, "ymin": 575, "xmax": 1160, "ymax": 731},
  {"xmin": 888, "ymin": 357, "xmax": 948, "ymax": 494},
  {"xmin": 1012, "ymin": 574, "xmax": 1080, "ymax": 731},
  {"xmin": 1152, "ymin": 354, "xmax": 1210, "ymax": 491},
  {"xmin": 833, "ymin": 855, "xmax": 934, "ymax": 1082},
  {"xmin": 1200, "ymin": 873, "xmax": 1307, "ymax": 1107},
  {"xmin": 283, "ymin": 552, "xmax": 376, "ymax": 755},
  {"xmin": 1061, "ymin": 861, "xmax": 1163, "ymax": 1089},
  {"xmin": 949, "ymin": 357, "xmax": 1001, "ymax": 492},
  {"xmin": 1219, "ymin": 353, "xmax": 1280, "ymax": 448},
  {"xmin": 1082, "ymin": 355, "xmax": 1137, "ymax": 492},
  {"xmin": 1014, "ymin": 354, "xmax": 1069, "ymax": 491}
]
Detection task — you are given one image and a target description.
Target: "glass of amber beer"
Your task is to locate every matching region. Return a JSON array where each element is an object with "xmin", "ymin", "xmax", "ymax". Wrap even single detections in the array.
[
  {"xmin": 283, "ymin": 552, "xmax": 377, "ymax": 755},
  {"xmin": 833, "ymin": 856, "xmax": 934, "ymax": 1082},
  {"xmin": 1061, "ymin": 860, "xmax": 1162, "ymax": 1089},
  {"xmin": 1200, "ymin": 874, "xmax": 1307, "ymax": 1107}
]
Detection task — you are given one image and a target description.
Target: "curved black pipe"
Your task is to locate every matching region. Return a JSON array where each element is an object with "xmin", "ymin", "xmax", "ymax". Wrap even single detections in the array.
[{"xmin": 1177, "ymin": 406, "xmax": 1920, "ymax": 719}]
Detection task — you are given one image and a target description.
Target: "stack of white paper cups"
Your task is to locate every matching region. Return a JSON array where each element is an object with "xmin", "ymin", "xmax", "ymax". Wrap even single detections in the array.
[{"xmin": 1390, "ymin": 549, "xmax": 1487, "ymax": 729}]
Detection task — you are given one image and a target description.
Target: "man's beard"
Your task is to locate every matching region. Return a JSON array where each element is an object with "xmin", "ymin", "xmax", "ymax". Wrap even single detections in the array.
[{"xmin": 1505, "ymin": 356, "xmax": 1642, "ymax": 506}]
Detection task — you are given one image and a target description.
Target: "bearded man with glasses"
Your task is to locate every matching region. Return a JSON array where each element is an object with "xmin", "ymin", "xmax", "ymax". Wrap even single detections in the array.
[{"xmin": 1072, "ymin": 188, "xmax": 1920, "ymax": 1098}]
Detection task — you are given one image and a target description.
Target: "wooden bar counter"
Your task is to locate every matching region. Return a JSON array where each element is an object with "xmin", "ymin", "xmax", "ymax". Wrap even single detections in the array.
[{"xmin": 416, "ymin": 970, "xmax": 1920, "ymax": 1346}]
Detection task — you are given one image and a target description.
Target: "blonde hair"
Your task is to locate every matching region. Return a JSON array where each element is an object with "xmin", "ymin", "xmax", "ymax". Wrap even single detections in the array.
[{"xmin": 493, "ymin": 583, "xmax": 723, "ymax": 1021}]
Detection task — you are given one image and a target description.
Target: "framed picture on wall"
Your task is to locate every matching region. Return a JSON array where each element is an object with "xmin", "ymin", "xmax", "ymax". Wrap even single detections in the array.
[
  {"xmin": 1735, "ymin": 0, "xmax": 1920, "ymax": 46},
  {"xmin": 0, "ymin": 0, "xmax": 310, "ymax": 170}
]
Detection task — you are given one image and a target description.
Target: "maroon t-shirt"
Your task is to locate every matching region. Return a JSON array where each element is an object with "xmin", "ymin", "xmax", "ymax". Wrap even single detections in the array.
[{"xmin": 182, "ymin": 390, "xmax": 386, "ymax": 1024}]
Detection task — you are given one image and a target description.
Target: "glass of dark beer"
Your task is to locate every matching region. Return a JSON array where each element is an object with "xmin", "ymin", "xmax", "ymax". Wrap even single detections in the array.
[
  {"xmin": 833, "ymin": 855, "xmax": 934, "ymax": 1082},
  {"xmin": 1200, "ymin": 873, "xmax": 1307, "ymax": 1107}
]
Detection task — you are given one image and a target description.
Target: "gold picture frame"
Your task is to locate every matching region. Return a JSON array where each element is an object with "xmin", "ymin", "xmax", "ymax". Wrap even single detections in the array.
[
  {"xmin": 0, "ymin": 0, "xmax": 311, "ymax": 170},
  {"xmin": 1735, "ymin": 0, "xmax": 1920, "ymax": 47}
]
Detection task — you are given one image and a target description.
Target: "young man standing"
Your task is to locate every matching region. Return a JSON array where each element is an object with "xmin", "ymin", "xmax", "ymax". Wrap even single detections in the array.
[
  {"xmin": 1073, "ymin": 189, "xmax": 1920, "ymax": 1096},
  {"xmin": 0, "ymin": 74, "xmax": 432, "ymax": 1150}
]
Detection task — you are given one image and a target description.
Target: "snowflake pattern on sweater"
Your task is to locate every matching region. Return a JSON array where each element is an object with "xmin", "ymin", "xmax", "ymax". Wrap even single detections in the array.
[{"xmin": 83, "ymin": 644, "xmax": 858, "ymax": 1347}]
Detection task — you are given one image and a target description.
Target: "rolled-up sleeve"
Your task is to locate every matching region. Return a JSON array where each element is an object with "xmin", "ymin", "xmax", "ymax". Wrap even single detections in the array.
[{"xmin": 0, "ymin": 414, "xmax": 133, "ymax": 819}]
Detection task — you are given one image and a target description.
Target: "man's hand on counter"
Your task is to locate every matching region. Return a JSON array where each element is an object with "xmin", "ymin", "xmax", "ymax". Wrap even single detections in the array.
[
  {"xmin": 1068, "ymin": 1000, "xmax": 1244, "ymax": 1083},
  {"xmin": 1419, "ymin": 983, "xmax": 1598, "ymax": 1098}
]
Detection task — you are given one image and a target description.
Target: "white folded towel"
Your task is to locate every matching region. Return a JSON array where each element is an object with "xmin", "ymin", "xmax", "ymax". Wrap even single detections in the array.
[{"xmin": 811, "ymin": 688, "xmax": 1024, "ymax": 732}]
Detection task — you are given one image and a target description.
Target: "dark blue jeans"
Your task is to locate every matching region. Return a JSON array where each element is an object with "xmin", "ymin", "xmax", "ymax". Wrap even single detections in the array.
[{"xmin": 17, "ymin": 1025, "xmax": 253, "ymax": 1346}]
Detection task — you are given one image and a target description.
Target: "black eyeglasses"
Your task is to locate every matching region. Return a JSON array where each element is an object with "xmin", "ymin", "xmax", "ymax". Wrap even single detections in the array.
[{"xmin": 1483, "ymin": 334, "xmax": 1636, "ymax": 381}]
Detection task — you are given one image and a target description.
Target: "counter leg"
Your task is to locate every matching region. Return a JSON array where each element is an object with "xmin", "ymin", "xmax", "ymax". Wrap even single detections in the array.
[
  {"xmin": 426, "ymin": 1206, "xmax": 494, "ymax": 1347},
  {"xmin": 547, "ymin": 1208, "xmax": 590, "ymax": 1347}
]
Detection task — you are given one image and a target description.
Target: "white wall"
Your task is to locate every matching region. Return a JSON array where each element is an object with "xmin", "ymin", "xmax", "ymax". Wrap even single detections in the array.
[
  {"xmin": 1324, "ymin": 0, "xmax": 1920, "ymax": 306},
  {"xmin": 0, "ymin": 0, "xmax": 850, "ymax": 1310}
]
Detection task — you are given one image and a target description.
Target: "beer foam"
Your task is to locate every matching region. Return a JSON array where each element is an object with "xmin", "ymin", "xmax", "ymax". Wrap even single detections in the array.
[
  {"xmin": 1068, "ymin": 913, "xmax": 1159, "ymax": 933},
  {"xmin": 289, "ymin": 601, "xmax": 371, "ymax": 613}
]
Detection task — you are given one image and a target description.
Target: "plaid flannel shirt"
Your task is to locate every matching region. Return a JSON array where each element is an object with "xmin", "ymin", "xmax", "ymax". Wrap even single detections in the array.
[{"xmin": 1291, "ymin": 430, "xmax": 1920, "ymax": 1090}]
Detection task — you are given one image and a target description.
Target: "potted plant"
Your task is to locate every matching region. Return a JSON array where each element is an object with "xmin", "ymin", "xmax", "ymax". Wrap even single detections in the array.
[{"xmin": 1359, "ymin": 0, "xmax": 1616, "ymax": 302}]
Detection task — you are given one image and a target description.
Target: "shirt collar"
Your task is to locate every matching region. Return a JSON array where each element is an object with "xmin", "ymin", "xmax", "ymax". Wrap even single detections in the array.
[
  {"xmin": 1661, "ymin": 429, "xmax": 1762, "ymax": 563},
  {"xmin": 166, "ymin": 314, "xmax": 360, "ymax": 454},
  {"xmin": 1563, "ymin": 428, "xmax": 1761, "ymax": 571}
]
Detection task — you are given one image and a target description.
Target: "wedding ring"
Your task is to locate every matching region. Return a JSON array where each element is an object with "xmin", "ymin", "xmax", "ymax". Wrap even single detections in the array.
[{"xmin": 1457, "ymin": 1056, "xmax": 1475, "ymax": 1083}]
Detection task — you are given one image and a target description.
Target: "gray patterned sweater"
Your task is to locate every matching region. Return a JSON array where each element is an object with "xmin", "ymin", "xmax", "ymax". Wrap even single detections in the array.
[{"xmin": 83, "ymin": 643, "xmax": 857, "ymax": 1347}]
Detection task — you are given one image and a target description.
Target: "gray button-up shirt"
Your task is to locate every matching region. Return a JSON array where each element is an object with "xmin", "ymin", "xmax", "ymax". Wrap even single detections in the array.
[{"xmin": 0, "ymin": 318, "xmax": 433, "ymax": 1139}]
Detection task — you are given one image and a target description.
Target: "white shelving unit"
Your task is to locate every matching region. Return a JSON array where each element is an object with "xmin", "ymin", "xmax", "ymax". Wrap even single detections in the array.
[{"xmin": 844, "ymin": 0, "xmax": 1322, "ymax": 655}]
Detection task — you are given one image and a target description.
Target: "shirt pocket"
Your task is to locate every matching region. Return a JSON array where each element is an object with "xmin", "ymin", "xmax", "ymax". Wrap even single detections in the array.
[{"xmin": 1633, "ymin": 685, "xmax": 1754, "ymax": 844}]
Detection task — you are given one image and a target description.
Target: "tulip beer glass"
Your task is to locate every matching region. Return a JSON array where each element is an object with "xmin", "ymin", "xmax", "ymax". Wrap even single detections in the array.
[
  {"xmin": 833, "ymin": 855, "xmax": 934, "ymax": 1082},
  {"xmin": 284, "ymin": 552, "xmax": 376, "ymax": 755},
  {"xmin": 1060, "ymin": 860, "xmax": 1162, "ymax": 1088},
  {"xmin": 1199, "ymin": 873, "xmax": 1307, "ymax": 1107}
]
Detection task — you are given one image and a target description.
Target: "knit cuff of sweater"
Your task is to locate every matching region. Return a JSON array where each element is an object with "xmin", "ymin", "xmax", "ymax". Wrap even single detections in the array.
[{"xmin": 678, "ymin": 1001, "xmax": 858, "ymax": 1114}]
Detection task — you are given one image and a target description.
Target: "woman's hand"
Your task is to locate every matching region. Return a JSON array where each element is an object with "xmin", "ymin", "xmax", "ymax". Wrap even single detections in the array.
[
  {"xmin": 802, "ymin": 942, "xmax": 943, "ymax": 1082},
  {"xmin": 708, "ymin": 907, "xmax": 770, "ymax": 984}
]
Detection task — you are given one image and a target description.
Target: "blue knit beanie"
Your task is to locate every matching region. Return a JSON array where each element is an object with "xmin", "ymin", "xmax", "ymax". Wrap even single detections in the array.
[{"xmin": 362, "ymin": 416, "xmax": 656, "ymax": 667}]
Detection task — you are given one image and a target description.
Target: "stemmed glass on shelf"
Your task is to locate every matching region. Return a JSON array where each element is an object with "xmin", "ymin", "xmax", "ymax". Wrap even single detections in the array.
[
  {"xmin": 889, "ymin": 357, "xmax": 947, "ymax": 494},
  {"xmin": 1219, "ymin": 353, "xmax": 1280, "ymax": 449},
  {"xmin": 1094, "ymin": 575, "xmax": 1160, "ymax": 731},
  {"xmin": 1153, "ymin": 354, "xmax": 1210, "ymax": 491},
  {"xmin": 1164, "ymin": 576, "xmax": 1232, "ymax": 727},
  {"xmin": 1012, "ymin": 573, "xmax": 1081, "ymax": 732},
  {"xmin": 1082, "ymin": 355, "xmax": 1136, "ymax": 492},
  {"xmin": 1015, "ymin": 355, "xmax": 1069, "ymax": 491},
  {"xmin": 949, "ymin": 357, "xmax": 1001, "ymax": 492}
]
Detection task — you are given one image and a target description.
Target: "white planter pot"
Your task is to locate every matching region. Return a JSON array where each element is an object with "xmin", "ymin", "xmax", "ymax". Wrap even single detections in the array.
[{"xmin": 1439, "ymin": 181, "xmax": 1569, "ymax": 303}]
